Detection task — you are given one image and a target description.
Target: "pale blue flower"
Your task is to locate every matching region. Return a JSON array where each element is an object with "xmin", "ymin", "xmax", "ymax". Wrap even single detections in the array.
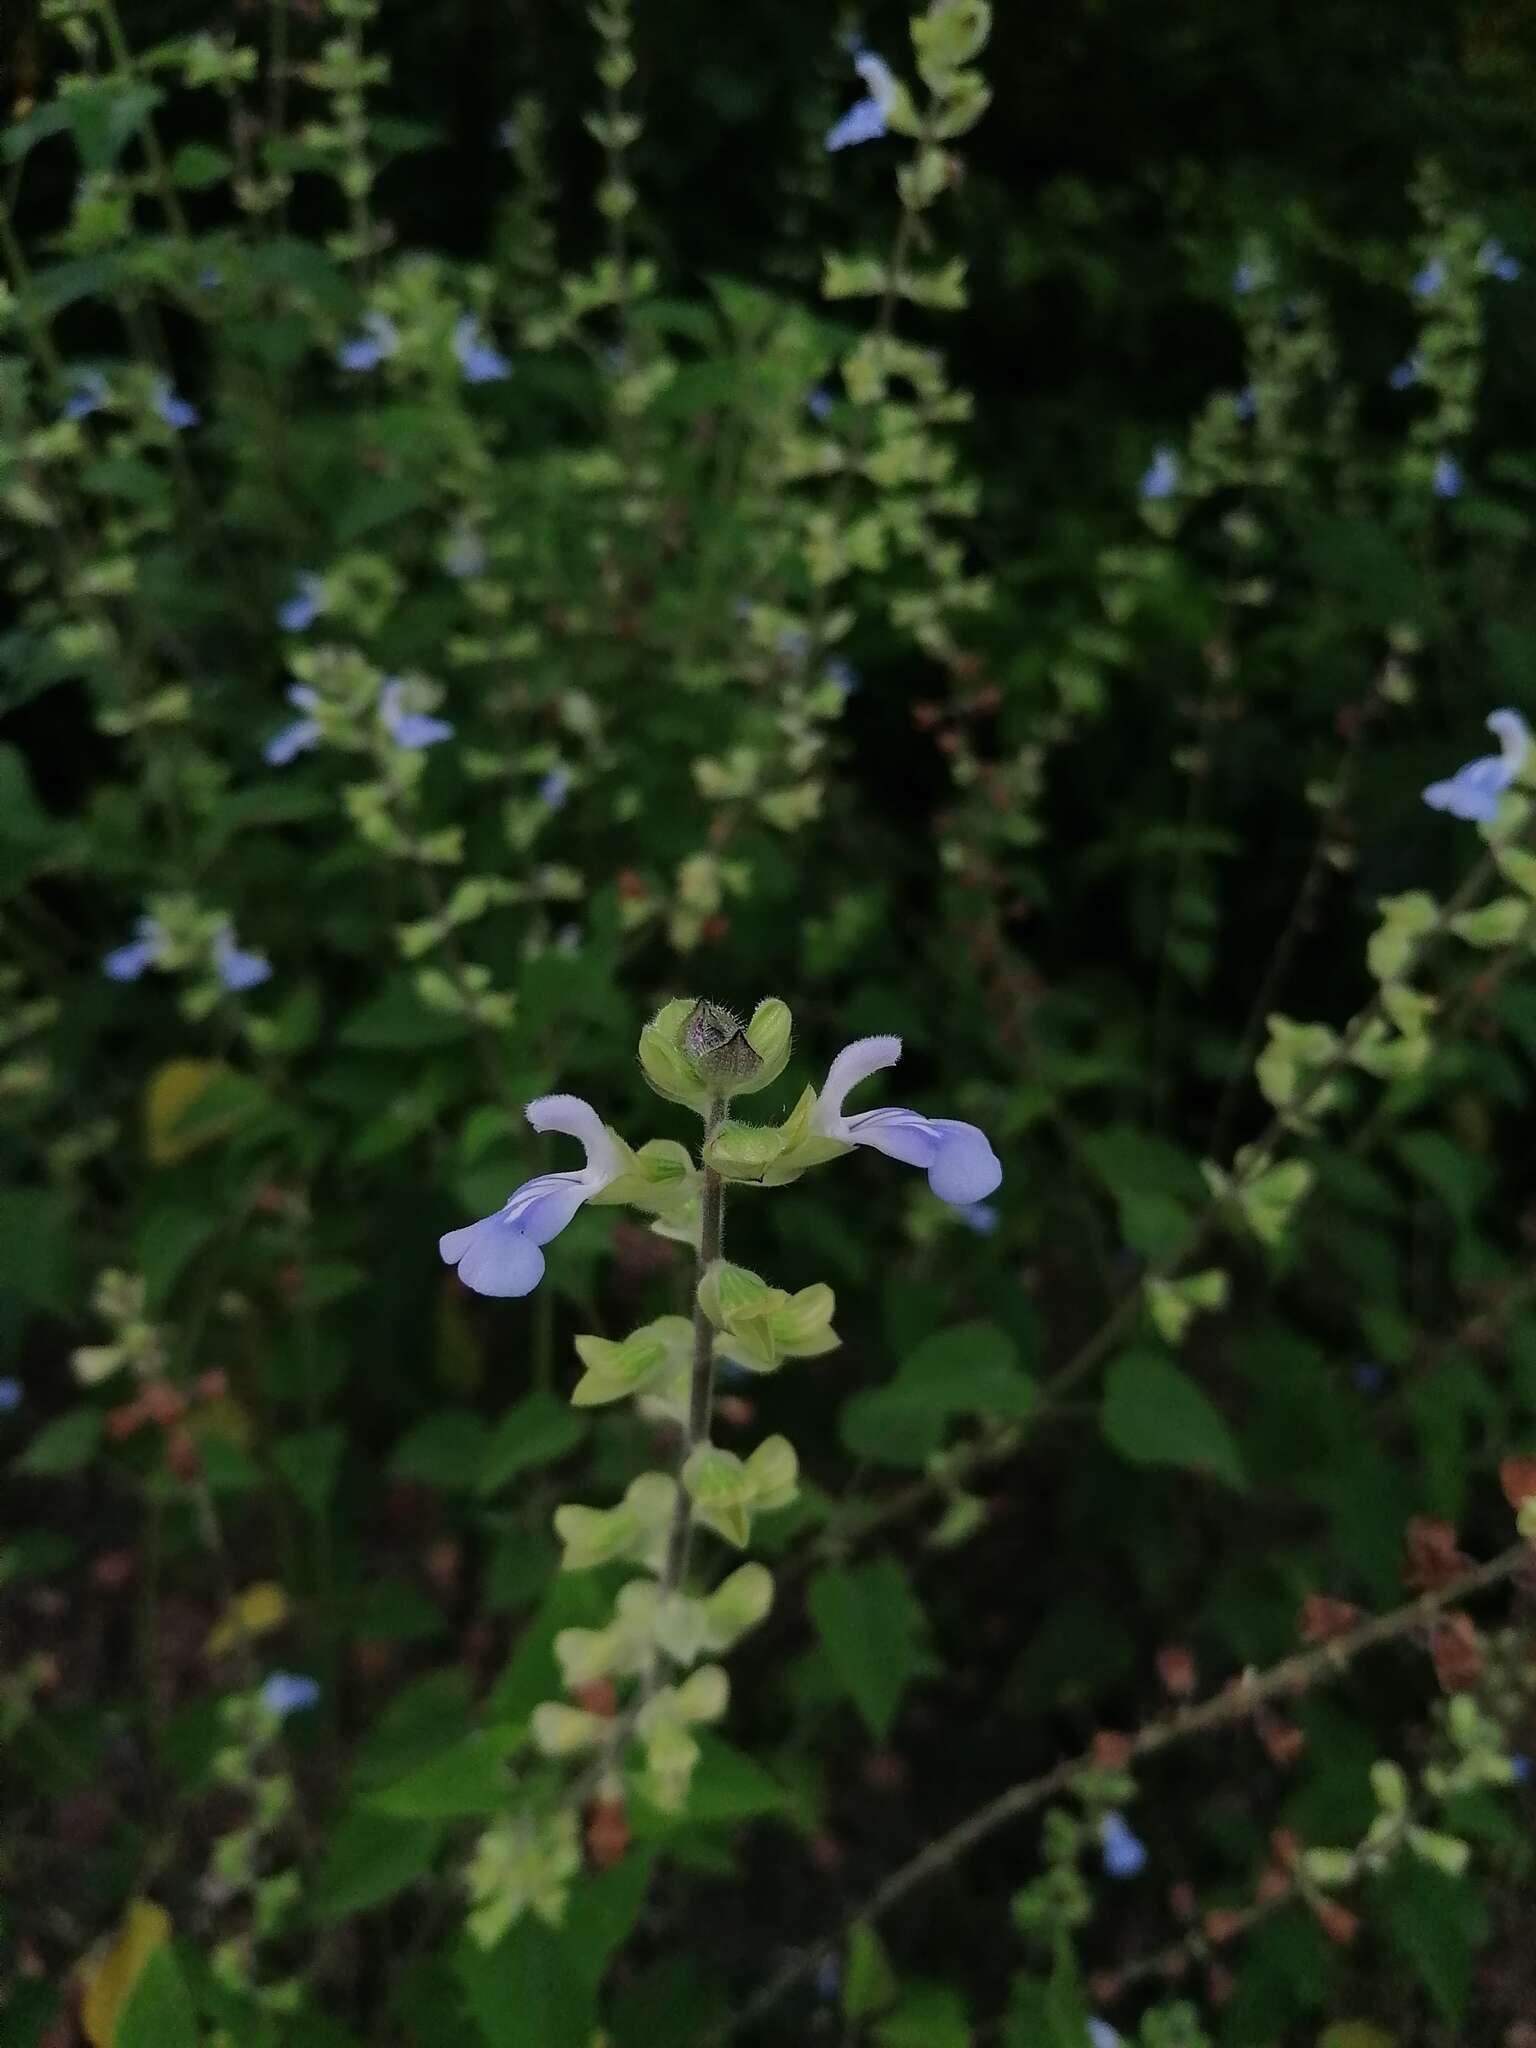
[
  {"xmin": 1233, "ymin": 387, "xmax": 1256, "ymax": 421},
  {"xmin": 496, "ymin": 116, "xmax": 518, "ymax": 149},
  {"xmin": 337, "ymin": 311, "xmax": 399, "ymax": 373},
  {"xmin": 453, "ymin": 315, "xmax": 510, "ymax": 384},
  {"xmin": 957, "ymin": 1201, "xmax": 999, "ymax": 1234},
  {"xmin": 1089, "ymin": 2024, "xmax": 1121, "ymax": 2048},
  {"xmin": 379, "ymin": 678, "xmax": 453, "ymax": 751},
  {"xmin": 1140, "ymin": 447, "xmax": 1179, "ymax": 500},
  {"xmin": 810, "ymin": 1037, "xmax": 1002, "ymax": 1206},
  {"xmin": 63, "ymin": 371, "xmax": 110, "ymax": 421},
  {"xmin": 1413, "ymin": 256, "xmax": 1446, "ymax": 298},
  {"xmin": 0, "ymin": 1379, "xmax": 23, "ymax": 1413},
  {"xmin": 214, "ymin": 926, "xmax": 271, "ymax": 993},
  {"xmin": 539, "ymin": 770, "xmax": 570, "ymax": 809},
  {"xmin": 1423, "ymin": 708, "xmax": 1530, "ymax": 824},
  {"xmin": 103, "ymin": 916, "xmax": 166, "ymax": 982},
  {"xmin": 1389, "ymin": 355, "xmax": 1421, "ymax": 391},
  {"xmin": 1353, "ymin": 1360, "xmax": 1384, "ymax": 1393},
  {"xmin": 826, "ymin": 48, "xmax": 898, "ymax": 152},
  {"xmin": 1433, "ymin": 453, "xmax": 1463, "ymax": 498},
  {"xmin": 440, "ymin": 1096, "xmax": 626, "ymax": 1297},
  {"xmin": 152, "ymin": 379, "xmax": 200, "ymax": 430},
  {"xmin": 445, "ymin": 525, "xmax": 488, "ymax": 579},
  {"xmin": 1100, "ymin": 1811, "xmax": 1147, "ymax": 1879},
  {"xmin": 826, "ymin": 658, "xmax": 860, "ymax": 698},
  {"xmin": 813, "ymin": 1955, "xmax": 841, "ymax": 2001},
  {"xmin": 195, "ymin": 266, "xmax": 222, "ymax": 293},
  {"xmin": 1512, "ymin": 1753, "xmax": 1531, "ymax": 1784},
  {"xmin": 808, "ymin": 385, "xmax": 835, "ymax": 421},
  {"xmin": 260, "ymin": 1672, "xmax": 320, "ymax": 1718},
  {"xmin": 278, "ymin": 573, "xmax": 326, "ymax": 633},
  {"xmin": 1478, "ymin": 238, "xmax": 1520, "ymax": 283},
  {"xmin": 554, "ymin": 924, "xmax": 582, "ymax": 954},
  {"xmin": 264, "ymin": 685, "xmax": 322, "ymax": 766},
  {"xmin": 1232, "ymin": 261, "xmax": 1260, "ymax": 295}
]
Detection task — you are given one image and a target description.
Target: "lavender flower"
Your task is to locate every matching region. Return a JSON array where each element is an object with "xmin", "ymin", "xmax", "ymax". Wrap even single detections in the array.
[
  {"xmin": 1099, "ymin": 1810, "xmax": 1147, "ymax": 1879},
  {"xmin": 807, "ymin": 385, "xmax": 835, "ymax": 422},
  {"xmin": 445, "ymin": 524, "xmax": 488, "ymax": 579},
  {"xmin": 1089, "ymin": 2025, "xmax": 1121, "ymax": 2048},
  {"xmin": 1413, "ymin": 256, "xmax": 1446, "ymax": 299},
  {"xmin": 152, "ymin": 380, "xmax": 200, "ymax": 430},
  {"xmin": 1512, "ymin": 1753, "xmax": 1532, "ymax": 1784},
  {"xmin": 214, "ymin": 926, "xmax": 272, "ymax": 993},
  {"xmin": 264, "ymin": 686, "xmax": 323, "ymax": 766},
  {"xmin": 826, "ymin": 48, "xmax": 898, "ymax": 152},
  {"xmin": 1233, "ymin": 387, "xmax": 1256, "ymax": 421},
  {"xmin": 453, "ymin": 315, "xmax": 511, "ymax": 384},
  {"xmin": 379, "ymin": 678, "xmax": 453, "ymax": 751},
  {"xmin": 539, "ymin": 770, "xmax": 570, "ymax": 809},
  {"xmin": 1422, "ymin": 708, "xmax": 1530, "ymax": 824},
  {"xmin": 0, "ymin": 1379, "xmax": 23, "ymax": 1413},
  {"xmin": 1478, "ymin": 238, "xmax": 1520, "ymax": 283},
  {"xmin": 825, "ymin": 657, "xmax": 860, "ymax": 698},
  {"xmin": 1232, "ymin": 261, "xmax": 1260, "ymax": 295},
  {"xmin": 63, "ymin": 371, "xmax": 110, "ymax": 421},
  {"xmin": 956, "ymin": 1201, "xmax": 999, "ymax": 1234},
  {"xmin": 337, "ymin": 311, "xmax": 400, "ymax": 373},
  {"xmin": 278, "ymin": 573, "xmax": 326, "ymax": 633},
  {"xmin": 440, "ymin": 1096, "xmax": 625, "ymax": 1297},
  {"xmin": 260, "ymin": 1672, "xmax": 321, "ymax": 1718},
  {"xmin": 1389, "ymin": 355, "xmax": 1421, "ymax": 391},
  {"xmin": 810, "ymin": 1037, "xmax": 1002, "ymax": 1206},
  {"xmin": 103, "ymin": 916, "xmax": 167, "ymax": 982},
  {"xmin": 1140, "ymin": 447, "xmax": 1179, "ymax": 501},
  {"xmin": 1432, "ymin": 453, "xmax": 1463, "ymax": 499}
]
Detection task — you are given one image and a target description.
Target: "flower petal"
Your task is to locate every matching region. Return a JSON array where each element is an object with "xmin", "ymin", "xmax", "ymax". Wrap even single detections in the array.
[
  {"xmin": 813, "ymin": 1036, "xmax": 903, "ymax": 1130},
  {"xmin": 525, "ymin": 1094, "xmax": 624, "ymax": 1185},
  {"xmin": 926, "ymin": 1119, "xmax": 1004, "ymax": 1205},
  {"xmin": 503, "ymin": 1173, "xmax": 591, "ymax": 1245},
  {"xmin": 441, "ymin": 1212, "xmax": 547, "ymax": 1297},
  {"xmin": 843, "ymin": 1104, "xmax": 939, "ymax": 1170}
]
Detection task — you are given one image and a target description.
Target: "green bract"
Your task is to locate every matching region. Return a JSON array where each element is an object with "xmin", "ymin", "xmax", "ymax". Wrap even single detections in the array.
[
  {"xmin": 696, "ymin": 1260, "xmax": 839, "ymax": 1371},
  {"xmin": 637, "ymin": 995, "xmax": 794, "ymax": 1111}
]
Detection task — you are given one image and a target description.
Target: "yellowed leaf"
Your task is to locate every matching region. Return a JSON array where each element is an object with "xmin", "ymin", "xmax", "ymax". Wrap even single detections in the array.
[
  {"xmin": 206, "ymin": 1580, "xmax": 289, "ymax": 1657},
  {"xmin": 80, "ymin": 1898, "xmax": 171, "ymax": 2048},
  {"xmin": 145, "ymin": 1058, "xmax": 234, "ymax": 1166}
]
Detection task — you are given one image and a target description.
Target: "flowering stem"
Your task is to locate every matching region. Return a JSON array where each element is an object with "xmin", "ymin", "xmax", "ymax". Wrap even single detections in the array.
[{"xmin": 661, "ymin": 1097, "xmax": 726, "ymax": 1593}]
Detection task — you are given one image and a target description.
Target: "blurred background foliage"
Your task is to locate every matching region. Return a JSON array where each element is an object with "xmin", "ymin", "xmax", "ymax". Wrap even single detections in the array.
[{"xmin": 4, "ymin": 2, "xmax": 1536, "ymax": 2045}]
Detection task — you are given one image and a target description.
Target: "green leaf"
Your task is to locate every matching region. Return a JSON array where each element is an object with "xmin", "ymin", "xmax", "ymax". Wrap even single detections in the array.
[
  {"xmin": 486, "ymin": 1574, "xmax": 615, "ymax": 1730},
  {"xmin": 368, "ymin": 1728, "xmax": 517, "ymax": 1820},
  {"xmin": 61, "ymin": 81, "xmax": 163, "ymax": 171},
  {"xmin": 477, "ymin": 1391, "xmax": 584, "ymax": 1494},
  {"xmin": 0, "ymin": 1188, "xmax": 74, "ymax": 1315},
  {"xmin": 808, "ymin": 1560, "xmax": 927, "ymax": 1739},
  {"xmin": 844, "ymin": 1923, "xmax": 898, "ymax": 2020},
  {"xmin": 137, "ymin": 1205, "xmax": 219, "ymax": 1308},
  {"xmin": 1100, "ymin": 1350, "xmax": 1246, "ymax": 1489},
  {"xmin": 388, "ymin": 1409, "xmax": 491, "ymax": 1490},
  {"xmin": 1044, "ymin": 1936, "xmax": 1091, "ymax": 2048},
  {"xmin": 1394, "ymin": 1130, "xmax": 1490, "ymax": 1235},
  {"xmin": 455, "ymin": 1918, "xmax": 595, "ymax": 2048},
  {"xmin": 272, "ymin": 1426, "xmax": 346, "ymax": 1513},
  {"xmin": 170, "ymin": 141, "xmax": 232, "ymax": 188},
  {"xmin": 875, "ymin": 1982, "xmax": 971, "ymax": 2048},
  {"xmin": 308, "ymin": 1810, "xmax": 445, "ymax": 1923},
  {"xmin": 631, "ymin": 1735, "xmax": 789, "ymax": 1834},
  {"xmin": 1377, "ymin": 1858, "xmax": 1486, "ymax": 2024},
  {"xmin": 840, "ymin": 1320, "xmax": 1032, "ymax": 1467},
  {"xmin": 13, "ymin": 1408, "xmax": 104, "ymax": 1477},
  {"xmin": 117, "ymin": 1944, "xmax": 197, "ymax": 2048}
]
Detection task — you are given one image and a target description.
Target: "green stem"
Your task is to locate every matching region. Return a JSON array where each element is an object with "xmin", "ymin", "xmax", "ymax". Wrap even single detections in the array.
[{"xmin": 661, "ymin": 1098, "xmax": 726, "ymax": 1594}]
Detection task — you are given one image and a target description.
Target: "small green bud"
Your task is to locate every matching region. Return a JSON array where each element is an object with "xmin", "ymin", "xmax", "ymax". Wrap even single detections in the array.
[
  {"xmin": 1406, "ymin": 1825, "xmax": 1470, "ymax": 1878},
  {"xmin": 744, "ymin": 1434, "xmax": 799, "ymax": 1513},
  {"xmin": 531, "ymin": 1702, "xmax": 605, "ymax": 1757},
  {"xmin": 1371, "ymin": 1759, "xmax": 1408, "ymax": 1814},
  {"xmin": 1300, "ymin": 1846, "xmax": 1358, "ymax": 1888},
  {"xmin": 570, "ymin": 1316, "xmax": 692, "ymax": 1405},
  {"xmin": 703, "ymin": 1563, "xmax": 774, "ymax": 1649},
  {"xmin": 674, "ymin": 1663, "xmax": 729, "ymax": 1723}
]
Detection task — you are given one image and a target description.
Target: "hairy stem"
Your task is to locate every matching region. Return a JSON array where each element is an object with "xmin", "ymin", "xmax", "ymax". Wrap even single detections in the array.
[{"xmin": 662, "ymin": 1097, "xmax": 726, "ymax": 1592}]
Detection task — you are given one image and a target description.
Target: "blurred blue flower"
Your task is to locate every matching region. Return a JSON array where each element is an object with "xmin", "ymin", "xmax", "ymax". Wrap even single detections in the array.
[
  {"xmin": 554, "ymin": 923, "xmax": 583, "ymax": 954},
  {"xmin": 1389, "ymin": 355, "xmax": 1422, "ymax": 390},
  {"xmin": 337, "ymin": 311, "xmax": 399, "ymax": 372},
  {"xmin": 957, "ymin": 1201, "xmax": 999, "ymax": 1234},
  {"xmin": 1423, "ymin": 708, "xmax": 1530, "ymax": 823},
  {"xmin": 0, "ymin": 1379, "xmax": 23, "ymax": 1413},
  {"xmin": 445, "ymin": 525, "xmax": 488, "ymax": 579},
  {"xmin": 813, "ymin": 1955, "xmax": 841, "ymax": 2001},
  {"xmin": 380, "ymin": 678, "xmax": 453, "ymax": 751},
  {"xmin": 103, "ymin": 916, "xmax": 166, "ymax": 982},
  {"xmin": 152, "ymin": 379, "xmax": 200, "ymax": 430},
  {"xmin": 278, "ymin": 573, "xmax": 326, "ymax": 633},
  {"xmin": 826, "ymin": 657, "xmax": 860, "ymax": 698},
  {"xmin": 1478, "ymin": 238, "xmax": 1520, "ymax": 282},
  {"xmin": 260, "ymin": 1671, "xmax": 321, "ymax": 1718},
  {"xmin": 1088, "ymin": 2025, "xmax": 1121, "ymax": 2048},
  {"xmin": 63, "ymin": 371, "xmax": 110, "ymax": 421},
  {"xmin": 1433, "ymin": 453, "xmax": 1463, "ymax": 498},
  {"xmin": 1511, "ymin": 1752, "xmax": 1531, "ymax": 1783},
  {"xmin": 214, "ymin": 926, "xmax": 271, "ymax": 993},
  {"xmin": 539, "ymin": 770, "xmax": 570, "ymax": 809},
  {"xmin": 778, "ymin": 626, "xmax": 811, "ymax": 662},
  {"xmin": 441, "ymin": 1096, "xmax": 626, "ymax": 1296},
  {"xmin": 1352, "ymin": 1361, "xmax": 1384, "ymax": 1394},
  {"xmin": 1413, "ymin": 256, "xmax": 1446, "ymax": 298},
  {"xmin": 1232, "ymin": 261, "xmax": 1260, "ymax": 294},
  {"xmin": 811, "ymin": 1037, "xmax": 1002, "ymax": 1206},
  {"xmin": 808, "ymin": 385, "xmax": 835, "ymax": 421},
  {"xmin": 1233, "ymin": 386, "xmax": 1256, "ymax": 421},
  {"xmin": 826, "ymin": 48, "xmax": 897, "ymax": 152},
  {"xmin": 1100, "ymin": 1810, "xmax": 1147, "ymax": 1879},
  {"xmin": 1140, "ymin": 447, "xmax": 1179, "ymax": 500},
  {"xmin": 264, "ymin": 685, "xmax": 323, "ymax": 766},
  {"xmin": 454, "ymin": 315, "xmax": 511, "ymax": 384},
  {"xmin": 195, "ymin": 266, "xmax": 222, "ymax": 293}
]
